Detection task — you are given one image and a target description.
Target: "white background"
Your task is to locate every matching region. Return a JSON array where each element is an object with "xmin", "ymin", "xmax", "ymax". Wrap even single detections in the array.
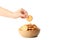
[{"xmin": 0, "ymin": 0, "xmax": 60, "ymax": 40}]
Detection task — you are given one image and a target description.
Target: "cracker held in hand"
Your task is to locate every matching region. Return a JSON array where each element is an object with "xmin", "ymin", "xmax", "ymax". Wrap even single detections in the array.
[{"xmin": 26, "ymin": 15, "xmax": 33, "ymax": 22}]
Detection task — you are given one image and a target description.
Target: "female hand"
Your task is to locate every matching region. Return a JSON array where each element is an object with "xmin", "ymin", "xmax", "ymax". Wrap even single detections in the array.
[{"xmin": 15, "ymin": 8, "xmax": 28, "ymax": 19}]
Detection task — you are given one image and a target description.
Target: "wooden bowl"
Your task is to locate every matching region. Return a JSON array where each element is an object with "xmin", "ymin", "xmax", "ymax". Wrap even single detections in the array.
[{"xmin": 18, "ymin": 24, "xmax": 40, "ymax": 38}]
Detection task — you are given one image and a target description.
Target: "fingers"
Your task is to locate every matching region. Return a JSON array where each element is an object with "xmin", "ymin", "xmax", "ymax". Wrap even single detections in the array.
[
  {"xmin": 15, "ymin": 8, "xmax": 28, "ymax": 18},
  {"xmin": 20, "ymin": 8, "xmax": 28, "ymax": 18}
]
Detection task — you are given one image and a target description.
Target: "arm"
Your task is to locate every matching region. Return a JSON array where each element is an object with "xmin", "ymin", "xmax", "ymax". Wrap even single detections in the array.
[{"xmin": 0, "ymin": 7, "xmax": 20, "ymax": 18}]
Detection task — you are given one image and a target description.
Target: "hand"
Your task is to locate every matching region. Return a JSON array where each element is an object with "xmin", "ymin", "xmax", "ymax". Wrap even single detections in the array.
[{"xmin": 15, "ymin": 8, "xmax": 28, "ymax": 18}]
